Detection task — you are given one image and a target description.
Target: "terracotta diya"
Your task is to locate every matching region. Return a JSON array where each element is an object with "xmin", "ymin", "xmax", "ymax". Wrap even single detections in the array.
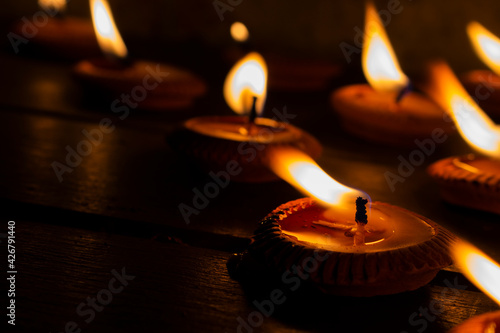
[
  {"xmin": 461, "ymin": 21, "xmax": 500, "ymax": 119},
  {"xmin": 449, "ymin": 241, "xmax": 500, "ymax": 333},
  {"xmin": 224, "ymin": 22, "xmax": 340, "ymax": 92},
  {"xmin": 450, "ymin": 311, "xmax": 500, "ymax": 333},
  {"xmin": 424, "ymin": 61, "xmax": 500, "ymax": 215},
  {"xmin": 73, "ymin": 0, "xmax": 206, "ymax": 110},
  {"xmin": 330, "ymin": 1, "xmax": 453, "ymax": 146},
  {"xmin": 230, "ymin": 148, "xmax": 456, "ymax": 297},
  {"xmin": 11, "ymin": 0, "xmax": 101, "ymax": 59},
  {"xmin": 168, "ymin": 53, "xmax": 321, "ymax": 183}
]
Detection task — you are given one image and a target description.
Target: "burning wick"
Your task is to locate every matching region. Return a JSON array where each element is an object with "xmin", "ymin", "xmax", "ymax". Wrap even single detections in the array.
[
  {"xmin": 244, "ymin": 96, "xmax": 258, "ymax": 135},
  {"xmin": 248, "ymin": 96, "xmax": 258, "ymax": 124},
  {"xmin": 354, "ymin": 197, "xmax": 368, "ymax": 246},
  {"xmin": 395, "ymin": 82, "xmax": 413, "ymax": 103}
]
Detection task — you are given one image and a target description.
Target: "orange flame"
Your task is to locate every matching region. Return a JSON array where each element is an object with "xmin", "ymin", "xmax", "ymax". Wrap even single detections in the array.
[
  {"xmin": 39, "ymin": 0, "xmax": 66, "ymax": 12},
  {"xmin": 223, "ymin": 52, "xmax": 267, "ymax": 116},
  {"xmin": 453, "ymin": 241, "xmax": 500, "ymax": 306},
  {"xmin": 267, "ymin": 147, "xmax": 368, "ymax": 207},
  {"xmin": 230, "ymin": 22, "xmax": 249, "ymax": 42},
  {"xmin": 362, "ymin": 1, "xmax": 409, "ymax": 92},
  {"xmin": 424, "ymin": 61, "xmax": 500, "ymax": 158},
  {"xmin": 90, "ymin": 0, "xmax": 128, "ymax": 59},
  {"xmin": 467, "ymin": 21, "xmax": 500, "ymax": 76}
]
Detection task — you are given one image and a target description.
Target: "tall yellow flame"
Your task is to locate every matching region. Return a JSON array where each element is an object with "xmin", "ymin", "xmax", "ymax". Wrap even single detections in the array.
[
  {"xmin": 362, "ymin": 1, "xmax": 409, "ymax": 92},
  {"xmin": 267, "ymin": 147, "xmax": 368, "ymax": 207},
  {"xmin": 90, "ymin": 0, "xmax": 128, "ymax": 59},
  {"xmin": 223, "ymin": 52, "xmax": 267, "ymax": 116},
  {"xmin": 453, "ymin": 241, "xmax": 500, "ymax": 306},
  {"xmin": 424, "ymin": 61, "xmax": 500, "ymax": 158},
  {"xmin": 467, "ymin": 21, "xmax": 500, "ymax": 76}
]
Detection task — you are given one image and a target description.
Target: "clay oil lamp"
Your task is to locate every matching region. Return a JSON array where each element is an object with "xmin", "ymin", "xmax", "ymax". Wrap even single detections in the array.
[
  {"xmin": 225, "ymin": 21, "xmax": 340, "ymax": 92},
  {"xmin": 331, "ymin": 1, "xmax": 453, "ymax": 145},
  {"xmin": 461, "ymin": 21, "xmax": 500, "ymax": 119},
  {"xmin": 425, "ymin": 61, "xmax": 500, "ymax": 215},
  {"xmin": 168, "ymin": 53, "xmax": 322, "ymax": 182},
  {"xmin": 74, "ymin": 0, "xmax": 206, "ymax": 110},
  {"xmin": 232, "ymin": 147, "xmax": 456, "ymax": 296},
  {"xmin": 12, "ymin": 0, "xmax": 100, "ymax": 59}
]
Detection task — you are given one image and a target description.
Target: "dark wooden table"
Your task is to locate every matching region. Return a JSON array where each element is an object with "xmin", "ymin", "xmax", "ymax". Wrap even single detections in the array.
[{"xmin": 0, "ymin": 44, "xmax": 499, "ymax": 333}]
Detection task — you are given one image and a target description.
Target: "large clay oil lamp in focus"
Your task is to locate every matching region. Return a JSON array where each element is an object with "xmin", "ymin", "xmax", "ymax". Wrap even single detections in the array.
[
  {"xmin": 229, "ymin": 147, "xmax": 456, "ymax": 296},
  {"xmin": 331, "ymin": 1, "xmax": 453, "ymax": 145},
  {"xmin": 449, "ymin": 241, "xmax": 500, "ymax": 333},
  {"xmin": 168, "ymin": 53, "xmax": 322, "ymax": 182},
  {"xmin": 224, "ymin": 22, "xmax": 340, "ymax": 92},
  {"xmin": 461, "ymin": 22, "xmax": 500, "ymax": 119},
  {"xmin": 12, "ymin": 0, "xmax": 100, "ymax": 59},
  {"xmin": 425, "ymin": 61, "xmax": 500, "ymax": 215},
  {"xmin": 74, "ymin": 0, "xmax": 206, "ymax": 110}
]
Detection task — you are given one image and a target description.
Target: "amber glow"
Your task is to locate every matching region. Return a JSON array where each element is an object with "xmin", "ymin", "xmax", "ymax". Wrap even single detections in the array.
[
  {"xmin": 362, "ymin": 1, "xmax": 409, "ymax": 92},
  {"xmin": 223, "ymin": 52, "xmax": 267, "ymax": 116},
  {"xmin": 424, "ymin": 61, "xmax": 500, "ymax": 157},
  {"xmin": 230, "ymin": 22, "xmax": 249, "ymax": 42},
  {"xmin": 453, "ymin": 241, "xmax": 500, "ymax": 306},
  {"xmin": 39, "ymin": 0, "xmax": 66, "ymax": 12},
  {"xmin": 267, "ymin": 147, "xmax": 367, "ymax": 207},
  {"xmin": 90, "ymin": 0, "xmax": 128, "ymax": 59},
  {"xmin": 467, "ymin": 21, "xmax": 500, "ymax": 76}
]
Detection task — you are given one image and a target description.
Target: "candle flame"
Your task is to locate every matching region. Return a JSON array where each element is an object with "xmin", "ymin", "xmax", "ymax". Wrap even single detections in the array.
[
  {"xmin": 267, "ymin": 147, "xmax": 369, "ymax": 207},
  {"xmin": 39, "ymin": 0, "xmax": 66, "ymax": 12},
  {"xmin": 453, "ymin": 241, "xmax": 500, "ymax": 306},
  {"xmin": 223, "ymin": 52, "xmax": 267, "ymax": 116},
  {"xmin": 424, "ymin": 61, "xmax": 500, "ymax": 158},
  {"xmin": 90, "ymin": 0, "xmax": 128, "ymax": 59},
  {"xmin": 230, "ymin": 22, "xmax": 249, "ymax": 42},
  {"xmin": 467, "ymin": 21, "xmax": 500, "ymax": 76},
  {"xmin": 362, "ymin": 1, "xmax": 409, "ymax": 92}
]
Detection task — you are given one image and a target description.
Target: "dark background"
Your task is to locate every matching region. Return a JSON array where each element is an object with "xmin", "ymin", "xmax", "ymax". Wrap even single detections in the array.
[{"xmin": 0, "ymin": 1, "xmax": 499, "ymax": 332}]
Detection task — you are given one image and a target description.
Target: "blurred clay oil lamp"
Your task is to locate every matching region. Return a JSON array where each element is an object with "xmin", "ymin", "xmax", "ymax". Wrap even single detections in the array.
[
  {"xmin": 425, "ymin": 61, "xmax": 500, "ymax": 215},
  {"xmin": 461, "ymin": 21, "xmax": 500, "ymax": 119},
  {"xmin": 224, "ymin": 22, "xmax": 340, "ymax": 92},
  {"xmin": 331, "ymin": 1, "xmax": 453, "ymax": 145},
  {"xmin": 449, "ymin": 241, "xmax": 500, "ymax": 333},
  {"xmin": 12, "ymin": 0, "xmax": 100, "ymax": 59},
  {"xmin": 167, "ymin": 52, "xmax": 322, "ymax": 183},
  {"xmin": 74, "ymin": 0, "xmax": 206, "ymax": 110},
  {"xmin": 229, "ymin": 147, "xmax": 456, "ymax": 296}
]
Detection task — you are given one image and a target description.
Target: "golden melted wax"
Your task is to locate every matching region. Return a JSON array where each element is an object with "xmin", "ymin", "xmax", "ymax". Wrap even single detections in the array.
[
  {"xmin": 185, "ymin": 116, "xmax": 300, "ymax": 143},
  {"xmin": 279, "ymin": 202, "xmax": 435, "ymax": 253}
]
